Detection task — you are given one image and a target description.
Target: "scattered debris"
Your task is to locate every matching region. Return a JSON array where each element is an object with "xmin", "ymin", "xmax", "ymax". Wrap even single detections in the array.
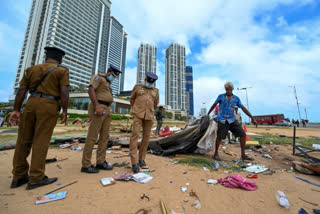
[
  {"xmin": 113, "ymin": 161, "xmax": 129, "ymax": 168},
  {"xmin": 44, "ymin": 181, "xmax": 78, "ymax": 195},
  {"xmin": 245, "ymin": 165, "xmax": 268, "ymax": 174},
  {"xmin": 140, "ymin": 194, "xmax": 150, "ymax": 201},
  {"xmin": 192, "ymin": 199, "xmax": 201, "ymax": 209},
  {"xmin": 56, "ymin": 164, "xmax": 62, "ymax": 169},
  {"xmin": 203, "ymin": 167, "xmax": 209, "ymax": 171},
  {"xmin": 0, "ymin": 193, "xmax": 15, "ymax": 196},
  {"xmin": 294, "ymin": 175, "xmax": 320, "ymax": 187},
  {"xmin": 100, "ymin": 177, "xmax": 116, "ymax": 186},
  {"xmin": 45, "ymin": 158, "xmax": 57, "ymax": 163},
  {"xmin": 135, "ymin": 208, "xmax": 152, "ymax": 214},
  {"xmin": 298, "ymin": 197, "xmax": 318, "ymax": 206},
  {"xmin": 36, "ymin": 191, "xmax": 67, "ymax": 204},
  {"xmin": 160, "ymin": 200, "xmax": 168, "ymax": 214},
  {"xmin": 180, "ymin": 187, "xmax": 187, "ymax": 192},
  {"xmin": 275, "ymin": 190, "xmax": 290, "ymax": 209},
  {"xmin": 246, "ymin": 174, "xmax": 258, "ymax": 179},
  {"xmin": 298, "ymin": 208, "xmax": 308, "ymax": 214},
  {"xmin": 218, "ymin": 175, "xmax": 257, "ymax": 191},
  {"xmin": 207, "ymin": 179, "xmax": 218, "ymax": 184},
  {"xmin": 262, "ymin": 154, "xmax": 272, "ymax": 159}
]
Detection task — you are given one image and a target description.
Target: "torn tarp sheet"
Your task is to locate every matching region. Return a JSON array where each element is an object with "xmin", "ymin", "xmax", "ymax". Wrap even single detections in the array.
[{"xmin": 148, "ymin": 116, "xmax": 214, "ymax": 156}]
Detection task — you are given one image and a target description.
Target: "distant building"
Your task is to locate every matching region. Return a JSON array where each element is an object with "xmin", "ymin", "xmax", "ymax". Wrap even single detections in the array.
[
  {"xmin": 69, "ymin": 93, "xmax": 130, "ymax": 114},
  {"xmin": 165, "ymin": 43, "xmax": 186, "ymax": 110},
  {"xmin": 185, "ymin": 66, "xmax": 194, "ymax": 116},
  {"xmin": 106, "ymin": 16, "xmax": 127, "ymax": 95},
  {"xmin": 199, "ymin": 103, "xmax": 207, "ymax": 117},
  {"xmin": 10, "ymin": 0, "xmax": 112, "ymax": 102},
  {"xmin": 136, "ymin": 43, "xmax": 157, "ymax": 84}
]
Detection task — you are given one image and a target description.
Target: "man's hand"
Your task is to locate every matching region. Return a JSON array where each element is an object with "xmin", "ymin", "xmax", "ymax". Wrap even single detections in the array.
[
  {"xmin": 9, "ymin": 111, "xmax": 21, "ymax": 125},
  {"xmin": 60, "ymin": 112, "xmax": 68, "ymax": 124},
  {"xmin": 95, "ymin": 106, "xmax": 104, "ymax": 116}
]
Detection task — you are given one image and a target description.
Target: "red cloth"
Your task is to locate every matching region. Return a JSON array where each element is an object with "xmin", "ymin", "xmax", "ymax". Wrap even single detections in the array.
[{"xmin": 218, "ymin": 174, "xmax": 257, "ymax": 191}]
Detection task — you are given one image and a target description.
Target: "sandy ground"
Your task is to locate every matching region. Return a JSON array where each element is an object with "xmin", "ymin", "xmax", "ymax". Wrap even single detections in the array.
[
  {"xmin": 0, "ymin": 142, "xmax": 319, "ymax": 214},
  {"xmin": 246, "ymin": 126, "xmax": 320, "ymax": 138}
]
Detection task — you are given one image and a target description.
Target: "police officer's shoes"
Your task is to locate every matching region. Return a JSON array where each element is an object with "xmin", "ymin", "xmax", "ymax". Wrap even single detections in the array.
[
  {"xmin": 96, "ymin": 161, "xmax": 113, "ymax": 170},
  {"xmin": 81, "ymin": 165, "xmax": 100, "ymax": 173},
  {"xmin": 132, "ymin": 164, "xmax": 140, "ymax": 173},
  {"xmin": 26, "ymin": 176, "xmax": 57, "ymax": 190},
  {"xmin": 10, "ymin": 176, "xmax": 29, "ymax": 188},
  {"xmin": 138, "ymin": 160, "xmax": 149, "ymax": 169}
]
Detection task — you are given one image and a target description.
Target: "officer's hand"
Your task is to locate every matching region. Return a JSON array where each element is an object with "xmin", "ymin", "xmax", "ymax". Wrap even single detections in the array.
[
  {"xmin": 95, "ymin": 107, "xmax": 104, "ymax": 116},
  {"xmin": 9, "ymin": 111, "xmax": 20, "ymax": 125},
  {"xmin": 60, "ymin": 112, "xmax": 68, "ymax": 124}
]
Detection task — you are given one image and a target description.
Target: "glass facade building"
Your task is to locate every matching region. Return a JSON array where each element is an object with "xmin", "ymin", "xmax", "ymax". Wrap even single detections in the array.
[
  {"xmin": 136, "ymin": 43, "xmax": 157, "ymax": 85},
  {"xmin": 185, "ymin": 66, "xmax": 194, "ymax": 116},
  {"xmin": 10, "ymin": 0, "xmax": 112, "ymax": 101},
  {"xmin": 106, "ymin": 16, "xmax": 127, "ymax": 95},
  {"xmin": 165, "ymin": 43, "xmax": 186, "ymax": 110}
]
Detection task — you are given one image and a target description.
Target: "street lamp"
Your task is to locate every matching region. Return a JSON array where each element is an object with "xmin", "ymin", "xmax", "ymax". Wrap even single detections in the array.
[
  {"xmin": 289, "ymin": 85, "xmax": 301, "ymax": 122},
  {"xmin": 237, "ymin": 87, "xmax": 252, "ymax": 111},
  {"xmin": 237, "ymin": 87, "xmax": 252, "ymax": 123}
]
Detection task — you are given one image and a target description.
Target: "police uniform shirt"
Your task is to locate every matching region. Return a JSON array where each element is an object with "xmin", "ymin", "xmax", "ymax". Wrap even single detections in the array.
[
  {"xmin": 130, "ymin": 84, "xmax": 159, "ymax": 120},
  {"xmin": 20, "ymin": 59, "xmax": 69, "ymax": 96},
  {"xmin": 89, "ymin": 74, "xmax": 113, "ymax": 103}
]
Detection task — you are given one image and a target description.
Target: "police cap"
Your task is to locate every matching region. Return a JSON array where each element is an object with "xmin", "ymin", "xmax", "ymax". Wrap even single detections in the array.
[
  {"xmin": 44, "ymin": 46, "xmax": 66, "ymax": 62},
  {"xmin": 109, "ymin": 64, "xmax": 122, "ymax": 76},
  {"xmin": 145, "ymin": 72, "xmax": 158, "ymax": 83}
]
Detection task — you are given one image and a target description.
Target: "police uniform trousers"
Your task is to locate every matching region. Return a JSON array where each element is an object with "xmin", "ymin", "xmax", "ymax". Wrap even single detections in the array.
[
  {"xmin": 81, "ymin": 104, "xmax": 111, "ymax": 167},
  {"xmin": 129, "ymin": 117, "xmax": 153, "ymax": 164},
  {"xmin": 12, "ymin": 95, "xmax": 58, "ymax": 183}
]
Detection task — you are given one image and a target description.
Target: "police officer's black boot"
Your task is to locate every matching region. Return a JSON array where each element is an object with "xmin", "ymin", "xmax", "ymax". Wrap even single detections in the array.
[
  {"xmin": 81, "ymin": 165, "xmax": 100, "ymax": 173},
  {"xmin": 96, "ymin": 161, "xmax": 113, "ymax": 170},
  {"xmin": 26, "ymin": 176, "xmax": 57, "ymax": 190},
  {"xmin": 10, "ymin": 176, "xmax": 29, "ymax": 188},
  {"xmin": 138, "ymin": 160, "xmax": 149, "ymax": 169},
  {"xmin": 132, "ymin": 164, "xmax": 139, "ymax": 173}
]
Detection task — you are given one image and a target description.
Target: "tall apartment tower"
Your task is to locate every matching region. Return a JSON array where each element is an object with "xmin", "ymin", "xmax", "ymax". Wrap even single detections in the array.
[
  {"xmin": 106, "ymin": 16, "xmax": 127, "ymax": 95},
  {"xmin": 10, "ymin": 0, "xmax": 112, "ymax": 101},
  {"xmin": 136, "ymin": 43, "xmax": 157, "ymax": 84},
  {"xmin": 185, "ymin": 66, "xmax": 194, "ymax": 116},
  {"xmin": 165, "ymin": 43, "xmax": 186, "ymax": 110}
]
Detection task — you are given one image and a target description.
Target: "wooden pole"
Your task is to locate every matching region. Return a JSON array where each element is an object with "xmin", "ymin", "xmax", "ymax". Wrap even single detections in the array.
[{"xmin": 292, "ymin": 125, "xmax": 296, "ymax": 155}]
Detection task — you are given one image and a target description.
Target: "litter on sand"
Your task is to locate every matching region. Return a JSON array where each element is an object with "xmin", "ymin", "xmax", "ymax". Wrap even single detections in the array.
[
  {"xmin": 100, "ymin": 177, "xmax": 116, "ymax": 186},
  {"xmin": 275, "ymin": 190, "xmax": 290, "ymax": 209},
  {"xmin": 245, "ymin": 165, "xmax": 268, "ymax": 174},
  {"xmin": 180, "ymin": 187, "xmax": 187, "ymax": 192},
  {"xmin": 218, "ymin": 174, "xmax": 257, "ymax": 191},
  {"xmin": 207, "ymin": 179, "xmax": 218, "ymax": 184},
  {"xmin": 36, "ymin": 191, "xmax": 67, "ymax": 205},
  {"xmin": 132, "ymin": 173, "xmax": 153, "ymax": 183},
  {"xmin": 294, "ymin": 175, "xmax": 320, "ymax": 187}
]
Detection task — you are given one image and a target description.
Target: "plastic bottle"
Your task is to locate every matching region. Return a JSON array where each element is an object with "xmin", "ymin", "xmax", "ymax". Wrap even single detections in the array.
[{"xmin": 275, "ymin": 190, "xmax": 290, "ymax": 209}]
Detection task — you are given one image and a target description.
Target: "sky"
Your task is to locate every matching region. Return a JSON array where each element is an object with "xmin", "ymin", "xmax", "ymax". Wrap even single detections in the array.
[{"xmin": 0, "ymin": 0, "xmax": 319, "ymax": 122}]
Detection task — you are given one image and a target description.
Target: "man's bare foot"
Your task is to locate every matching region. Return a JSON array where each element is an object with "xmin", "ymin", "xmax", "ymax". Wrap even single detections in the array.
[
  {"xmin": 212, "ymin": 155, "xmax": 222, "ymax": 161},
  {"xmin": 241, "ymin": 155, "xmax": 254, "ymax": 161}
]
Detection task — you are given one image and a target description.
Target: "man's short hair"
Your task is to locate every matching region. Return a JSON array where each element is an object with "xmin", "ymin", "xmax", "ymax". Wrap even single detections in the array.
[{"xmin": 224, "ymin": 82, "xmax": 234, "ymax": 89}]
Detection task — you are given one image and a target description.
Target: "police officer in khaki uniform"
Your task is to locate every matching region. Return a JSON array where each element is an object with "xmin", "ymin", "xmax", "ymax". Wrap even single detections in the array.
[
  {"xmin": 81, "ymin": 65, "xmax": 121, "ymax": 173},
  {"xmin": 10, "ymin": 46, "xmax": 69, "ymax": 190},
  {"xmin": 130, "ymin": 72, "xmax": 159, "ymax": 173}
]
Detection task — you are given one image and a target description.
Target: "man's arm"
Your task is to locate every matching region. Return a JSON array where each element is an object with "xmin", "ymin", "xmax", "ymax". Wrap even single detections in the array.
[
  {"xmin": 240, "ymin": 106, "xmax": 257, "ymax": 124},
  {"xmin": 88, "ymin": 86, "xmax": 103, "ymax": 116},
  {"xmin": 9, "ymin": 85, "xmax": 28, "ymax": 124},
  {"xmin": 207, "ymin": 102, "xmax": 218, "ymax": 115},
  {"xmin": 130, "ymin": 85, "xmax": 137, "ymax": 106},
  {"xmin": 60, "ymin": 85, "xmax": 69, "ymax": 123}
]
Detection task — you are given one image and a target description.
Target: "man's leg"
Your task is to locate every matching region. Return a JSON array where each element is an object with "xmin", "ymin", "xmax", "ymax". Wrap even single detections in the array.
[
  {"xmin": 129, "ymin": 117, "xmax": 142, "ymax": 165},
  {"xmin": 213, "ymin": 122, "xmax": 228, "ymax": 160},
  {"xmin": 96, "ymin": 114, "xmax": 111, "ymax": 164},
  {"xmin": 11, "ymin": 103, "xmax": 36, "ymax": 187},
  {"xmin": 139, "ymin": 119, "xmax": 153, "ymax": 161},
  {"xmin": 81, "ymin": 115, "xmax": 103, "ymax": 168},
  {"xmin": 28, "ymin": 99, "xmax": 58, "ymax": 183},
  {"xmin": 230, "ymin": 121, "xmax": 250, "ymax": 160}
]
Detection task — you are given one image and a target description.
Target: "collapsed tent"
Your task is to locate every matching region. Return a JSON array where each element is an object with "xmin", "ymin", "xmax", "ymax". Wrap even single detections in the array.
[{"xmin": 148, "ymin": 115, "xmax": 217, "ymax": 156}]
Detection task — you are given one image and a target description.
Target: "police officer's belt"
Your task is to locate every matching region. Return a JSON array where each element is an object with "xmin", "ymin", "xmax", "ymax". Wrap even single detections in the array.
[
  {"xmin": 98, "ymin": 100, "xmax": 111, "ymax": 106},
  {"xmin": 30, "ymin": 92, "xmax": 59, "ymax": 100}
]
